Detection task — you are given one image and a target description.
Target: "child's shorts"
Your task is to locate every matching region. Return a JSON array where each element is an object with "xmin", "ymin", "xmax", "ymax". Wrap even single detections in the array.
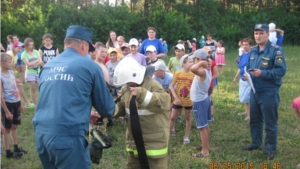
[
  {"xmin": 192, "ymin": 97, "xmax": 212, "ymax": 129},
  {"xmin": 172, "ymin": 104, "xmax": 192, "ymax": 110},
  {"xmin": 25, "ymin": 73, "xmax": 40, "ymax": 82},
  {"xmin": 15, "ymin": 59, "xmax": 25, "ymax": 66},
  {"xmin": 1, "ymin": 101, "xmax": 21, "ymax": 129},
  {"xmin": 239, "ymin": 79, "xmax": 250, "ymax": 103}
]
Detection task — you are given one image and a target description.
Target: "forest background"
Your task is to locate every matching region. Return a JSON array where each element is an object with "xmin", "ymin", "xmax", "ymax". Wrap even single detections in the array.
[{"xmin": 1, "ymin": 0, "xmax": 300, "ymax": 51}]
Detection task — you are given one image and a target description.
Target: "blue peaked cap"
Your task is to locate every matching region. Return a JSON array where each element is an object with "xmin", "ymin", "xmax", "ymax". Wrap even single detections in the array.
[{"xmin": 65, "ymin": 25, "xmax": 95, "ymax": 51}]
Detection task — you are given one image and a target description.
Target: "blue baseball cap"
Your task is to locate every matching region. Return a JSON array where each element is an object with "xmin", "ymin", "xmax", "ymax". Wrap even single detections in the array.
[
  {"xmin": 254, "ymin": 24, "xmax": 269, "ymax": 32},
  {"xmin": 65, "ymin": 25, "xmax": 95, "ymax": 51}
]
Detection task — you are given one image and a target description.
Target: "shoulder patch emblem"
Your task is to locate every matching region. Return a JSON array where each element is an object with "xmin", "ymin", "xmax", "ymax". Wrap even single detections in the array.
[
  {"xmin": 276, "ymin": 56, "xmax": 283, "ymax": 63},
  {"xmin": 276, "ymin": 51, "xmax": 282, "ymax": 55}
]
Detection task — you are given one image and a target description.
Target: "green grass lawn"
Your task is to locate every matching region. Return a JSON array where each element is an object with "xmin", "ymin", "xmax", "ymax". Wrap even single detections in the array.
[{"xmin": 2, "ymin": 46, "xmax": 300, "ymax": 169}]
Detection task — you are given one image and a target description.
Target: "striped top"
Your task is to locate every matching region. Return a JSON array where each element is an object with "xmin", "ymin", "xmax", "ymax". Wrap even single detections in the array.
[{"xmin": 171, "ymin": 70, "xmax": 194, "ymax": 106}]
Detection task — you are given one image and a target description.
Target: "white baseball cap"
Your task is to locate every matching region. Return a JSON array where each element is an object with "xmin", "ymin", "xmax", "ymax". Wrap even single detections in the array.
[
  {"xmin": 174, "ymin": 44, "xmax": 185, "ymax": 50},
  {"xmin": 193, "ymin": 38, "xmax": 196, "ymax": 41},
  {"xmin": 152, "ymin": 61, "xmax": 166, "ymax": 71},
  {"xmin": 146, "ymin": 45, "xmax": 156, "ymax": 52},
  {"xmin": 129, "ymin": 38, "xmax": 139, "ymax": 46}
]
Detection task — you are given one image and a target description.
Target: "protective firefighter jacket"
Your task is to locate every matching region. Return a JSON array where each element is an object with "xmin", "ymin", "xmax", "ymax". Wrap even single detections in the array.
[{"xmin": 114, "ymin": 76, "xmax": 171, "ymax": 158}]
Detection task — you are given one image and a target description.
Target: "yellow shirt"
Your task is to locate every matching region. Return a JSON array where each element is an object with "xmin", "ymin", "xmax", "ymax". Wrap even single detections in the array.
[
  {"xmin": 171, "ymin": 70, "xmax": 195, "ymax": 107},
  {"xmin": 6, "ymin": 51, "xmax": 18, "ymax": 65}
]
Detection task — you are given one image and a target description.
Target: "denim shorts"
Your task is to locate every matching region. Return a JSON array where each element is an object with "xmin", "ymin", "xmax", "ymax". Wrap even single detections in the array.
[
  {"xmin": 15, "ymin": 59, "xmax": 25, "ymax": 66},
  {"xmin": 192, "ymin": 97, "xmax": 212, "ymax": 129}
]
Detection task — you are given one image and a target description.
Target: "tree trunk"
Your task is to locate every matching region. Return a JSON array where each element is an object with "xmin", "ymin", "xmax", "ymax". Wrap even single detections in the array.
[
  {"xmin": 121, "ymin": 0, "xmax": 125, "ymax": 5},
  {"xmin": 144, "ymin": 0, "xmax": 149, "ymax": 17},
  {"xmin": 258, "ymin": 0, "xmax": 262, "ymax": 10}
]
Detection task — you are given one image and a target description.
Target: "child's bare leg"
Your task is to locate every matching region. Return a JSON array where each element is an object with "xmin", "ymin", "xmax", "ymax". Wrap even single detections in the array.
[
  {"xmin": 3, "ymin": 129, "xmax": 11, "ymax": 150},
  {"xmin": 19, "ymin": 65, "xmax": 26, "ymax": 83},
  {"xmin": 28, "ymin": 81, "xmax": 37, "ymax": 105},
  {"xmin": 170, "ymin": 108, "xmax": 179, "ymax": 136},
  {"xmin": 16, "ymin": 81, "xmax": 30, "ymax": 106},
  {"xmin": 184, "ymin": 110, "xmax": 191, "ymax": 139},
  {"xmin": 11, "ymin": 125, "xmax": 18, "ymax": 145},
  {"xmin": 244, "ymin": 103, "xmax": 250, "ymax": 120},
  {"xmin": 199, "ymin": 126, "xmax": 209, "ymax": 156},
  {"xmin": 219, "ymin": 65, "xmax": 223, "ymax": 74}
]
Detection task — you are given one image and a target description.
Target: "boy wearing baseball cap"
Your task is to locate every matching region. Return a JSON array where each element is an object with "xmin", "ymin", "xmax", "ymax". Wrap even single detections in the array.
[
  {"xmin": 190, "ymin": 49, "xmax": 212, "ymax": 158},
  {"xmin": 106, "ymin": 48, "xmax": 121, "ymax": 98},
  {"xmin": 146, "ymin": 45, "xmax": 167, "ymax": 69},
  {"xmin": 126, "ymin": 38, "xmax": 147, "ymax": 66},
  {"xmin": 167, "ymin": 44, "xmax": 185, "ymax": 74},
  {"xmin": 169, "ymin": 53, "xmax": 194, "ymax": 144}
]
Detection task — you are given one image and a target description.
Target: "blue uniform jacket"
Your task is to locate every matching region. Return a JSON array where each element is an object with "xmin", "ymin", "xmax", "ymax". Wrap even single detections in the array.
[
  {"xmin": 33, "ymin": 48, "xmax": 115, "ymax": 135},
  {"xmin": 247, "ymin": 41, "xmax": 286, "ymax": 93}
]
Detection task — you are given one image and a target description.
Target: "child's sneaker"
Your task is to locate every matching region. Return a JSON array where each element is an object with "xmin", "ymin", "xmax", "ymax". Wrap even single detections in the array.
[
  {"xmin": 15, "ymin": 148, "xmax": 28, "ymax": 155},
  {"xmin": 6, "ymin": 152, "xmax": 23, "ymax": 158}
]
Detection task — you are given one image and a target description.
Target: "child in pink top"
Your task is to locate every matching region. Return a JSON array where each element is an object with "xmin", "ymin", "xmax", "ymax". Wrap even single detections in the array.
[
  {"xmin": 192, "ymin": 38, "xmax": 197, "ymax": 52},
  {"xmin": 215, "ymin": 40, "xmax": 226, "ymax": 74}
]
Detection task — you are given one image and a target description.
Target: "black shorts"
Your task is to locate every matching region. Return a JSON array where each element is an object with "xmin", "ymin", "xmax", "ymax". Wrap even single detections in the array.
[
  {"xmin": 172, "ymin": 104, "xmax": 193, "ymax": 110},
  {"xmin": 1, "ymin": 101, "xmax": 21, "ymax": 129}
]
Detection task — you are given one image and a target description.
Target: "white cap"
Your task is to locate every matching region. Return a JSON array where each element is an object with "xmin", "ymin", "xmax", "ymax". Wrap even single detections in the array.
[
  {"xmin": 193, "ymin": 38, "xmax": 196, "ymax": 41},
  {"xmin": 174, "ymin": 44, "xmax": 185, "ymax": 50},
  {"xmin": 180, "ymin": 54, "xmax": 191, "ymax": 67},
  {"xmin": 201, "ymin": 35, "xmax": 205, "ymax": 39},
  {"xmin": 152, "ymin": 61, "xmax": 166, "ymax": 71},
  {"xmin": 146, "ymin": 45, "xmax": 156, "ymax": 52},
  {"xmin": 269, "ymin": 23, "xmax": 276, "ymax": 29},
  {"xmin": 129, "ymin": 38, "xmax": 139, "ymax": 46}
]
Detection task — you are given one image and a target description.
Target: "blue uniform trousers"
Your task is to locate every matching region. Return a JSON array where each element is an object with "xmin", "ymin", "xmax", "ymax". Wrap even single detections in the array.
[
  {"xmin": 249, "ymin": 89, "xmax": 279, "ymax": 154},
  {"xmin": 35, "ymin": 132, "xmax": 91, "ymax": 169}
]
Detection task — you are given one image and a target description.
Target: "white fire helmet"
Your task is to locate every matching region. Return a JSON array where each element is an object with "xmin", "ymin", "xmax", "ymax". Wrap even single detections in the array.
[{"xmin": 113, "ymin": 57, "xmax": 146, "ymax": 85}]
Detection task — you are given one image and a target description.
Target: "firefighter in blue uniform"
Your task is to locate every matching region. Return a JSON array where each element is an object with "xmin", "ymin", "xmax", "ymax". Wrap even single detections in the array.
[
  {"xmin": 243, "ymin": 23, "xmax": 286, "ymax": 160},
  {"xmin": 33, "ymin": 25, "xmax": 116, "ymax": 169}
]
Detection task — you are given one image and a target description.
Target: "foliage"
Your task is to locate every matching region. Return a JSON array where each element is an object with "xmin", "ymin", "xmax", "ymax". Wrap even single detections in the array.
[{"xmin": 1, "ymin": 0, "xmax": 300, "ymax": 51}]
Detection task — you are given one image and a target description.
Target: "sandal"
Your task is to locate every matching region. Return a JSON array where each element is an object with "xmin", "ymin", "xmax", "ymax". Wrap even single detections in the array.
[
  {"xmin": 244, "ymin": 116, "xmax": 250, "ymax": 120},
  {"xmin": 297, "ymin": 163, "xmax": 300, "ymax": 169},
  {"xmin": 170, "ymin": 131, "xmax": 176, "ymax": 137},
  {"xmin": 183, "ymin": 138, "xmax": 190, "ymax": 144},
  {"xmin": 192, "ymin": 152, "xmax": 209, "ymax": 158}
]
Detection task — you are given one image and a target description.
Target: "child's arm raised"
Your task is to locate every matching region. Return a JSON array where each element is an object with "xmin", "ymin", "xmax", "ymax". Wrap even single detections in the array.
[{"xmin": 190, "ymin": 60, "xmax": 208, "ymax": 78}]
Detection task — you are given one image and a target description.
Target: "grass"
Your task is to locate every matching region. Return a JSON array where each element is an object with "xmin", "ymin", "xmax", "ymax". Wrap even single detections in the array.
[{"xmin": 1, "ymin": 46, "xmax": 300, "ymax": 169}]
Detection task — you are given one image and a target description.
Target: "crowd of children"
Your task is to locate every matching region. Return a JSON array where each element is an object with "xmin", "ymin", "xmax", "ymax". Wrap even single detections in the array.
[{"xmin": 0, "ymin": 27, "xmax": 297, "ymax": 168}]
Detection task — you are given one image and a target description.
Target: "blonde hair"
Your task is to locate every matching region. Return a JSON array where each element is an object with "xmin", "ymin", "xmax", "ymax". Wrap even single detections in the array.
[
  {"xmin": 117, "ymin": 36, "xmax": 125, "ymax": 42},
  {"xmin": 1, "ymin": 53, "xmax": 12, "ymax": 62},
  {"xmin": 24, "ymin": 37, "xmax": 34, "ymax": 52}
]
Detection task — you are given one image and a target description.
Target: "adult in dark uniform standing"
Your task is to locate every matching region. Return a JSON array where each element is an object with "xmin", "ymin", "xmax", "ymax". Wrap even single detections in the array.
[{"xmin": 243, "ymin": 24, "xmax": 287, "ymax": 160}]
